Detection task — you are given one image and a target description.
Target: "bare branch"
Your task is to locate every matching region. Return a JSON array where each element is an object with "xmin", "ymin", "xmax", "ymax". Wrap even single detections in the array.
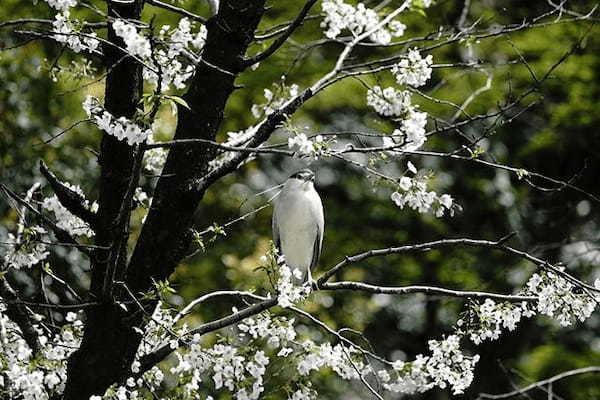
[
  {"xmin": 317, "ymin": 235, "xmax": 517, "ymax": 284},
  {"xmin": 40, "ymin": 160, "xmax": 98, "ymax": 231},
  {"xmin": 242, "ymin": 0, "xmax": 318, "ymax": 68},
  {"xmin": 0, "ymin": 183, "xmax": 88, "ymax": 256},
  {"xmin": 145, "ymin": 0, "xmax": 207, "ymax": 23},
  {"xmin": 0, "ymin": 276, "xmax": 42, "ymax": 354},
  {"xmin": 320, "ymin": 282, "xmax": 537, "ymax": 302},
  {"xmin": 478, "ymin": 366, "xmax": 600, "ymax": 399}
]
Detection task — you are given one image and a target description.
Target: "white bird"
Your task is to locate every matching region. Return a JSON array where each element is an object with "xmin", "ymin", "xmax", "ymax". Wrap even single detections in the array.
[{"xmin": 272, "ymin": 169, "xmax": 324, "ymax": 283}]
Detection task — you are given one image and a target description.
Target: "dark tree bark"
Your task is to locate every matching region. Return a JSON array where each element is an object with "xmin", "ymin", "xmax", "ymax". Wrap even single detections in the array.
[
  {"xmin": 126, "ymin": 1, "xmax": 266, "ymax": 293},
  {"xmin": 62, "ymin": 0, "xmax": 145, "ymax": 397},
  {"xmin": 62, "ymin": 1, "xmax": 267, "ymax": 398}
]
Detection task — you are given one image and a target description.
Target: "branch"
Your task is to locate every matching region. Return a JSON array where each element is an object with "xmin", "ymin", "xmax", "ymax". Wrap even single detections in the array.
[
  {"xmin": 316, "ymin": 234, "xmax": 600, "ymax": 297},
  {"xmin": 136, "ymin": 297, "xmax": 278, "ymax": 375},
  {"xmin": 0, "ymin": 183, "xmax": 87, "ymax": 255},
  {"xmin": 478, "ymin": 366, "xmax": 600, "ymax": 399},
  {"xmin": 1, "ymin": 299, "xmax": 101, "ymax": 310},
  {"xmin": 286, "ymin": 305, "xmax": 385, "ymax": 399},
  {"xmin": 254, "ymin": 14, "xmax": 321, "ymax": 41},
  {"xmin": 202, "ymin": 1, "xmax": 412, "ymax": 187},
  {"xmin": 0, "ymin": 276, "xmax": 42, "ymax": 354},
  {"xmin": 173, "ymin": 290, "xmax": 265, "ymax": 323},
  {"xmin": 40, "ymin": 160, "xmax": 98, "ymax": 231},
  {"xmin": 317, "ymin": 235, "xmax": 517, "ymax": 284},
  {"xmin": 138, "ymin": 248, "xmax": 541, "ymax": 376},
  {"xmin": 145, "ymin": 0, "xmax": 206, "ymax": 23},
  {"xmin": 143, "ymin": 137, "xmax": 292, "ymax": 155},
  {"xmin": 242, "ymin": 0, "xmax": 318, "ymax": 68},
  {"xmin": 0, "ymin": 18, "xmax": 106, "ymax": 30},
  {"xmin": 126, "ymin": 0, "xmax": 274, "ymax": 297},
  {"xmin": 320, "ymin": 282, "xmax": 537, "ymax": 302}
]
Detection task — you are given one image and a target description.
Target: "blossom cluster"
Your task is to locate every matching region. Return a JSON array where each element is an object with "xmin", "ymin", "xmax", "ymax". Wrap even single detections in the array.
[
  {"xmin": 394, "ymin": 107, "xmax": 428, "ymax": 151},
  {"xmin": 367, "ymin": 49, "xmax": 433, "ymax": 152},
  {"xmin": 113, "ymin": 20, "xmax": 152, "ymax": 59},
  {"xmin": 459, "ymin": 269, "xmax": 598, "ymax": 345},
  {"xmin": 392, "ymin": 48, "xmax": 434, "ymax": 87},
  {"xmin": 381, "ymin": 335, "xmax": 479, "ymax": 395},
  {"xmin": 390, "ymin": 169, "xmax": 454, "ymax": 217},
  {"xmin": 0, "ymin": 308, "xmax": 83, "ymax": 400},
  {"xmin": 458, "ymin": 299, "xmax": 532, "ymax": 345},
  {"xmin": 44, "ymin": 0, "xmax": 100, "ymax": 53},
  {"xmin": 135, "ymin": 303, "xmax": 184, "ymax": 358},
  {"xmin": 4, "ymin": 226, "xmax": 49, "ymax": 269},
  {"xmin": 45, "ymin": 0, "xmax": 77, "ymax": 11},
  {"xmin": 366, "ymin": 86, "xmax": 411, "ymax": 117},
  {"xmin": 528, "ymin": 269, "xmax": 597, "ymax": 326},
  {"xmin": 251, "ymin": 82, "xmax": 299, "ymax": 119},
  {"xmin": 90, "ymin": 367, "xmax": 165, "ymax": 400},
  {"xmin": 167, "ymin": 312, "xmax": 296, "ymax": 400},
  {"xmin": 289, "ymin": 385, "xmax": 317, "ymax": 400},
  {"xmin": 296, "ymin": 341, "xmax": 366, "ymax": 380},
  {"xmin": 51, "ymin": 11, "xmax": 100, "ymax": 53},
  {"xmin": 112, "ymin": 18, "xmax": 206, "ymax": 91},
  {"xmin": 368, "ymin": 87, "xmax": 428, "ymax": 151},
  {"xmin": 83, "ymin": 96, "xmax": 152, "ymax": 145},
  {"xmin": 143, "ymin": 147, "xmax": 168, "ymax": 175},
  {"xmin": 288, "ymin": 133, "xmax": 326, "ymax": 159},
  {"xmin": 42, "ymin": 183, "xmax": 97, "ymax": 237},
  {"xmin": 321, "ymin": 0, "xmax": 407, "ymax": 45},
  {"xmin": 143, "ymin": 135, "xmax": 169, "ymax": 176},
  {"xmin": 276, "ymin": 264, "xmax": 312, "ymax": 308}
]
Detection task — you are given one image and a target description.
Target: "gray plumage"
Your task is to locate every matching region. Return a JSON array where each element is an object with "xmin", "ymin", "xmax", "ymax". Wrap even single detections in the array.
[{"xmin": 272, "ymin": 169, "xmax": 324, "ymax": 282}]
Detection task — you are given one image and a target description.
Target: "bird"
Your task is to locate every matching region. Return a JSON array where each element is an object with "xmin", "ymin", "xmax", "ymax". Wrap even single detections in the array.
[{"xmin": 272, "ymin": 169, "xmax": 324, "ymax": 284}]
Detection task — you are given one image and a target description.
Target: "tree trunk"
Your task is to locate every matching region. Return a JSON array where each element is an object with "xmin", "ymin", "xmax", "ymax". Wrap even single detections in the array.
[{"xmin": 63, "ymin": 1, "xmax": 266, "ymax": 398}]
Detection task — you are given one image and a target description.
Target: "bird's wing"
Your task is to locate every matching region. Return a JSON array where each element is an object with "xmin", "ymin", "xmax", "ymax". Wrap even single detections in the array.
[
  {"xmin": 272, "ymin": 203, "xmax": 281, "ymax": 252},
  {"xmin": 309, "ymin": 192, "xmax": 324, "ymax": 271},
  {"xmin": 309, "ymin": 226, "xmax": 322, "ymax": 271}
]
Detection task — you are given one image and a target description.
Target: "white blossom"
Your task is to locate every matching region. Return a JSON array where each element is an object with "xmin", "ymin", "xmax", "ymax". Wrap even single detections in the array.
[
  {"xmin": 527, "ymin": 269, "xmax": 597, "ymax": 326},
  {"xmin": 287, "ymin": 134, "xmax": 325, "ymax": 159},
  {"xmin": 83, "ymin": 96, "xmax": 152, "ymax": 145},
  {"xmin": 4, "ymin": 226, "xmax": 49, "ymax": 269},
  {"xmin": 383, "ymin": 335, "xmax": 479, "ymax": 395},
  {"xmin": 112, "ymin": 18, "xmax": 207, "ymax": 91},
  {"xmin": 297, "ymin": 342, "xmax": 366, "ymax": 380},
  {"xmin": 143, "ymin": 147, "xmax": 168, "ymax": 176},
  {"xmin": 390, "ymin": 174, "xmax": 454, "ymax": 217},
  {"xmin": 397, "ymin": 108, "xmax": 428, "ymax": 150},
  {"xmin": 45, "ymin": 0, "xmax": 77, "ymax": 12},
  {"xmin": 112, "ymin": 20, "xmax": 152, "ymax": 60},
  {"xmin": 289, "ymin": 385, "xmax": 317, "ymax": 400},
  {"xmin": 392, "ymin": 48, "xmax": 433, "ymax": 87},
  {"xmin": 276, "ymin": 265, "xmax": 311, "ymax": 308},
  {"xmin": 51, "ymin": 12, "xmax": 99, "ymax": 53},
  {"xmin": 251, "ymin": 82, "xmax": 299, "ymax": 118},
  {"xmin": 462, "ymin": 269, "xmax": 597, "ymax": 345},
  {"xmin": 366, "ymin": 86, "xmax": 411, "ymax": 117},
  {"xmin": 0, "ymin": 305, "xmax": 83, "ymax": 399},
  {"xmin": 321, "ymin": 0, "xmax": 406, "ymax": 45}
]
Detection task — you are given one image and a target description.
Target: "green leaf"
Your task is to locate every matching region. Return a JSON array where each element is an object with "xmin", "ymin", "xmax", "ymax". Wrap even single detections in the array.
[{"xmin": 165, "ymin": 95, "xmax": 191, "ymax": 110}]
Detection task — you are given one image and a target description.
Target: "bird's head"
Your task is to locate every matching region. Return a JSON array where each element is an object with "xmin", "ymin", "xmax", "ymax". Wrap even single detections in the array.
[
  {"xmin": 289, "ymin": 169, "xmax": 315, "ymax": 183},
  {"xmin": 286, "ymin": 169, "xmax": 316, "ymax": 191}
]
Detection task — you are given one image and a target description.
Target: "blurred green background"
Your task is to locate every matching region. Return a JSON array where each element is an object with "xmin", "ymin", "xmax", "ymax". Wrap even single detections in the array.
[{"xmin": 1, "ymin": 0, "xmax": 599, "ymax": 398}]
